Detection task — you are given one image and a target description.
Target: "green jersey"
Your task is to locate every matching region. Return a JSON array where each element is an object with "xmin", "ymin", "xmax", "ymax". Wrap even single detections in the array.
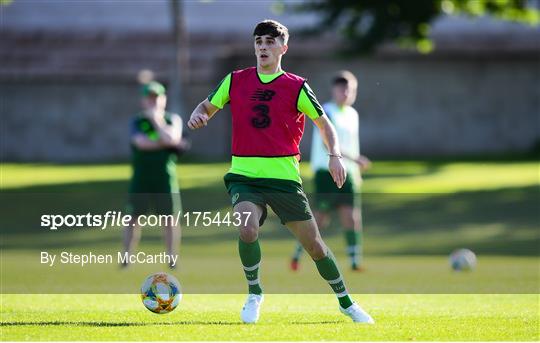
[{"xmin": 129, "ymin": 112, "xmax": 179, "ymax": 193}]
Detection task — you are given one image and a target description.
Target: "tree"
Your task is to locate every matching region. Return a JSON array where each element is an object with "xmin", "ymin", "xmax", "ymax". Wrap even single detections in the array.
[{"xmin": 293, "ymin": 0, "xmax": 540, "ymax": 54}]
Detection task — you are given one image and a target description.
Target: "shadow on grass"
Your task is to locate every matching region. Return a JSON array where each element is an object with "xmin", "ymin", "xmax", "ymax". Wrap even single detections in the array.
[
  {"xmin": 264, "ymin": 185, "xmax": 540, "ymax": 256},
  {"xmin": 1, "ymin": 179, "xmax": 538, "ymax": 256}
]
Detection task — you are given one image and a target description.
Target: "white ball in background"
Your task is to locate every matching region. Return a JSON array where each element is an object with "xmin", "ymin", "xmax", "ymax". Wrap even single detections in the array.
[{"xmin": 450, "ymin": 248, "xmax": 477, "ymax": 271}]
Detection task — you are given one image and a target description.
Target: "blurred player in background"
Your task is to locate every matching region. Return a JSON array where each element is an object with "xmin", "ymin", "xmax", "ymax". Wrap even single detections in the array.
[
  {"xmin": 291, "ymin": 71, "xmax": 371, "ymax": 272},
  {"xmin": 187, "ymin": 20, "xmax": 374, "ymax": 324},
  {"xmin": 121, "ymin": 80, "xmax": 183, "ymax": 269}
]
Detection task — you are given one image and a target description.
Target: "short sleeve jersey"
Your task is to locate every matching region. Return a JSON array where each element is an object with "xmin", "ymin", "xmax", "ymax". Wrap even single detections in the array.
[
  {"xmin": 208, "ymin": 69, "xmax": 325, "ymax": 183},
  {"xmin": 130, "ymin": 112, "xmax": 179, "ymax": 193},
  {"xmin": 310, "ymin": 102, "xmax": 361, "ymax": 184}
]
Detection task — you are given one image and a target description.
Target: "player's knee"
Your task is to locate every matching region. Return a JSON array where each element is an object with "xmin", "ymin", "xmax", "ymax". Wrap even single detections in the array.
[
  {"xmin": 239, "ymin": 224, "xmax": 259, "ymax": 243},
  {"xmin": 341, "ymin": 219, "xmax": 355, "ymax": 229}
]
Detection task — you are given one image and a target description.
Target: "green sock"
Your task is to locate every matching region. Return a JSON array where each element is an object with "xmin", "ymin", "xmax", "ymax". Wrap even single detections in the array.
[
  {"xmin": 344, "ymin": 230, "xmax": 362, "ymax": 267},
  {"xmin": 239, "ymin": 238, "xmax": 262, "ymax": 295},
  {"xmin": 314, "ymin": 251, "xmax": 353, "ymax": 308},
  {"xmin": 292, "ymin": 241, "xmax": 304, "ymax": 261}
]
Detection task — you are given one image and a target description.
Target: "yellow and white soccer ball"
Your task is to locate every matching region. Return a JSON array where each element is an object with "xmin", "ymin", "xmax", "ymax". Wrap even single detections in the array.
[{"xmin": 141, "ymin": 272, "xmax": 182, "ymax": 314}]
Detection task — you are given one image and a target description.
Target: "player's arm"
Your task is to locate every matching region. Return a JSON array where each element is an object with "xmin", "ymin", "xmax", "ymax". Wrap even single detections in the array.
[
  {"xmin": 188, "ymin": 73, "xmax": 231, "ymax": 130},
  {"xmin": 152, "ymin": 114, "xmax": 182, "ymax": 146},
  {"xmin": 340, "ymin": 151, "xmax": 371, "ymax": 171},
  {"xmin": 130, "ymin": 119, "xmax": 164, "ymax": 151},
  {"xmin": 187, "ymin": 99, "xmax": 219, "ymax": 130},
  {"xmin": 313, "ymin": 116, "xmax": 346, "ymax": 188},
  {"xmin": 298, "ymin": 82, "xmax": 346, "ymax": 188},
  {"xmin": 132, "ymin": 134, "xmax": 163, "ymax": 150},
  {"xmin": 349, "ymin": 154, "xmax": 371, "ymax": 171},
  {"xmin": 339, "ymin": 108, "xmax": 371, "ymax": 171}
]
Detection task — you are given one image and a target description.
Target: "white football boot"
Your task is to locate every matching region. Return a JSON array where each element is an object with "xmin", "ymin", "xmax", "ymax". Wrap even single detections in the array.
[
  {"xmin": 340, "ymin": 302, "xmax": 375, "ymax": 324},
  {"xmin": 240, "ymin": 294, "xmax": 264, "ymax": 324}
]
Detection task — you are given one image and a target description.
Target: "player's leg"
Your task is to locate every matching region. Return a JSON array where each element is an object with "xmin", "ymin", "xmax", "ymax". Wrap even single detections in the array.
[
  {"xmin": 290, "ymin": 209, "xmax": 329, "ymax": 270},
  {"xmin": 234, "ymin": 200, "xmax": 266, "ymax": 323},
  {"xmin": 267, "ymin": 178, "xmax": 373, "ymax": 323},
  {"xmin": 159, "ymin": 193, "xmax": 182, "ymax": 269},
  {"xmin": 338, "ymin": 204, "xmax": 363, "ymax": 270},
  {"xmin": 163, "ymin": 220, "xmax": 180, "ymax": 269},
  {"xmin": 121, "ymin": 215, "xmax": 142, "ymax": 267},
  {"xmin": 315, "ymin": 209, "xmax": 331, "ymax": 229},
  {"xmin": 290, "ymin": 170, "xmax": 332, "ymax": 270},
  {"xmin": 286, "ymin": 219, "xmax": 374, "ymax": 323},
  {"xmin": 286, "ymin": 219, "xmax": 351, "ymax": 305},
  {"xmin": 236, "ymin": 200, "xmax": 265, "ymax": 295},
  {"xmin": 121, "ymin": 193, "xmax": 147, "ymax": 268},
  {"xmin": 224, "ymin": 173, "xmax": 268, "ymax": 322},
  {"xmin": 225, "ymin": 173, "xmax": 267, "ymax": 295}
]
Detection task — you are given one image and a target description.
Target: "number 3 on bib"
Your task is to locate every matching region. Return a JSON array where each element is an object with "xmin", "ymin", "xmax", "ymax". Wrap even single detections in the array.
[{"xmin": 251, "ymin": 104, "xmax": 271, "ymax": 128}]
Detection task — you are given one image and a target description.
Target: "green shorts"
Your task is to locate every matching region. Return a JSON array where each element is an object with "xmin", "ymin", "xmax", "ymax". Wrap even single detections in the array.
[
  {"xmin": 224, "ymin": 173, "xmax": 313, "ymax": 225},
  {"xmin": 127, "ymin": 170, "xmax": 181, "ymax": 216},
  {"xmin": 313, "ymin": 169, "xmax": 355, "ymax": 211}
]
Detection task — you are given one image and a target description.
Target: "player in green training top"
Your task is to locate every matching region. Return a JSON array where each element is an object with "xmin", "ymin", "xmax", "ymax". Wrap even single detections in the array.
[
  {"xmin": 187, "ymin": 20, "xmax": 374, "ymax": 324},
  {"xmin": 291, "ymin": 71, "xmax": 371, "ymax": 272},
  {"xmin": 122, "ymin": 81, "xmax": 182, "ymax": 269}
]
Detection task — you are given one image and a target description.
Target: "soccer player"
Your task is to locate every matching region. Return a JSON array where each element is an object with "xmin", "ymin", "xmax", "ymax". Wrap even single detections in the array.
[
  {"xmin": 187, "ymin": 20, "xmax": 374, "ymax": 324},
  {"xmin": 290, "ymin": 71, "xmax": 371, "ymax": 272},
  {"xmin": 122, "ymin": 81, "xmax": 182, "ymax": 269}
]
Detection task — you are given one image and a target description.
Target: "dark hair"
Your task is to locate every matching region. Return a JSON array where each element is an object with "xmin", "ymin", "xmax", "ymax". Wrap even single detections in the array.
[
  {"xmin": 333, "ymin": 70, "xmax": 358, "ymax": 88},
  {"xmin": 253, "ymin": 20, "xmax": 289, "ymax": 44}
]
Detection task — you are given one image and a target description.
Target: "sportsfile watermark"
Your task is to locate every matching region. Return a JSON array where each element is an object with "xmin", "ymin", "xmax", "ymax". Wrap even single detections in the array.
[{"xmin": 40, "ymin": 211, "xmax": 251, "ymax": 230}]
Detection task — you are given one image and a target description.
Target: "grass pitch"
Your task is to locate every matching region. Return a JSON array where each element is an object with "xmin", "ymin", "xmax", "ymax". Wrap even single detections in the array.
[
  {"xmin": 2, "ymin": 294, "xmax": 538, "ymax": 341},
  {"xmin": 1, "ymin": 160, "xmax": 539, "ymax": 341}
]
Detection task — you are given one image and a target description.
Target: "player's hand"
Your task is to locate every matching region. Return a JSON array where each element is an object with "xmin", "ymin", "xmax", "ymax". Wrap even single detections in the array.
[
  {"xmin": 187, "ymin": 113, "xmax": 209, "ymax": 130},
  {"xmin": 356, "ymin": 155, "xmax": 372, "ymax": 171},
  {"xmin": 329, "ymin": 156, "xmax": 347, "ymax": 189}
]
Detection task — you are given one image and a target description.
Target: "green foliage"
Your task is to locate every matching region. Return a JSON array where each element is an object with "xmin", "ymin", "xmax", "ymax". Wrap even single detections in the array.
[{"xmin": 293, "ymin": 0, "xmax": 540, "ymax": 54}]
